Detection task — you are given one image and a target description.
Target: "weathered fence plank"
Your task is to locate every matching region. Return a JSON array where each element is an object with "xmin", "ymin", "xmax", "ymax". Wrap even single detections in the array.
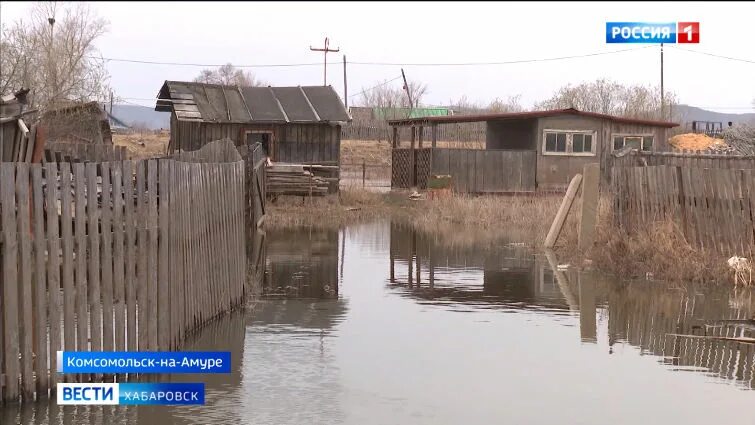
[
  {"xmin": 15, "ymin": 163, "xmax": 35, "ymax": 399},
  {"xmin": 147, "ymin": 160, "xmax": 159, "ymax": 351},
  {"xmin": 31, "ymin": 165, "xmax": 49, "ymax": 394},
  {"xmin": 158, "ymin": 160, "xmax": 170, "ymax": 351},
  {"xmin": 111, "ymin": 163, "xmax": 126, "ymax": 352},
  {"xmin": 136, "ymin": 161, "xmax": 148, "ymax": 351},
  {"xmin": 123, "ymin": 161, "xmax": 137, "ymax": 352},
  {"xmin": 86, "ymin": 163, "xmax": 102, "ymax": 355},
  {"xmin": 101, "ymin": 163, "xmax": 114, "ymax": 353},
  {"xmin": 44, "ymin": 162, "xmax": 61, "ymax": 389},
  {"xmin": 1, "ymin": 163, "xmax": 21, "ymax": 401}
]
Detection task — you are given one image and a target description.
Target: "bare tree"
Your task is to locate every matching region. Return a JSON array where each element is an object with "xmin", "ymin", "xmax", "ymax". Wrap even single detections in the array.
[
  {"xmin": 0, "ymin": 2, "xmax": 110, "ymax": 111},
  {"xmin": 357, "ymin": 78, "xmax": 428, "ymax": 118},
  {"xmin": 194, "ymin": 63, "xmax": 267, "ymax": 87},
  {"xmin": 534, "ymin": 78, "xmax": 678, "ymax": 121}
]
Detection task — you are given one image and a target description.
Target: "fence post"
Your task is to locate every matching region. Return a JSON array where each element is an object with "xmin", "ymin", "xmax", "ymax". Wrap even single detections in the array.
[
  {"xmin": 675, "ymin": 166, "xmax": 688, "ymax": 241},
  {"xmin": 362, "ymin": 159, "xmax": 366, "ymax": 187}
]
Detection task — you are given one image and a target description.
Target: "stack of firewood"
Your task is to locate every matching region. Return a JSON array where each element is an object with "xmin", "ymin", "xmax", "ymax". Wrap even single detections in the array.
[{"xmin": 266, "ymin": 164, "xmax": 335, "ymax": 196}]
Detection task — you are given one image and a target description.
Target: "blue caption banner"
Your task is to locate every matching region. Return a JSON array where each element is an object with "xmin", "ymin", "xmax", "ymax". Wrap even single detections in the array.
[
  {"xmin": 606, "ymin": 22, "xmax": 676, "ymax": 43},
  {"xmin": 57, "ymin": 351, "xmax": 231, "ymax": 374},
  {"xmin": 57, "ymin": 383, "xmax": 205, "ymax": 405}
]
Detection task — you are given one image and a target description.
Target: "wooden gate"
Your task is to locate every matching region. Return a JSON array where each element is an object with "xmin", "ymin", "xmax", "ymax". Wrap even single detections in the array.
[{"xmin": 391, "ymin": 148, "xmax": 431, "ymax": 189}]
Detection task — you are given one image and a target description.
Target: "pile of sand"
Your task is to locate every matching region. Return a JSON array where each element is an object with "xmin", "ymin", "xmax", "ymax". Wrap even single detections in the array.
[{"xmin": 669, "ymin": 133, "xmax": 727, "ymax": 151}]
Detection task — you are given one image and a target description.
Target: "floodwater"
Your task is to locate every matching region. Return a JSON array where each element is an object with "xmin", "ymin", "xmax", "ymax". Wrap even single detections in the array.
[{"xmin": 4, "ymin": 221, "xmax": 754, "ymax": 425}]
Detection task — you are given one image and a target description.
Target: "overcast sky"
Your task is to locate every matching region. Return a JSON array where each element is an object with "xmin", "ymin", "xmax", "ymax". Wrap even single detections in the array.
[{"xmin": 1, "ymin": 1, "xmax": 754, "ymax": 113}]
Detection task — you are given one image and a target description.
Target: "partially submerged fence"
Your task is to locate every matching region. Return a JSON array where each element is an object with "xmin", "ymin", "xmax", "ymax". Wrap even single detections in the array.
[
  {"xmin": 612, "ymin": 164, "xmax": 755, "ymax": 255},
  {"xmin": 392, "ymin": 147, "xmax": 536, "ymax": 192},
  {"xmin": 0, "ymin": 140, "xmax": 246, "ymax": 404}
]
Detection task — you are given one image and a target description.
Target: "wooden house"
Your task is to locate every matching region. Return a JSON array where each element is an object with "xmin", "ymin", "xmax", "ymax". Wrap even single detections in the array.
[
  {"xmin": 155, "ymin": 81, "xmax": 351, "ymax": 165},
  {"xmin": 388, "ymin": 108, "xmax": 678, "ymax": 192}
]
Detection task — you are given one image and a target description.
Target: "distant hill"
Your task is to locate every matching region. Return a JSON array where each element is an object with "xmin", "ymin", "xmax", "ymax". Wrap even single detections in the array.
[
  {"xmin": 109, "ymin": 104, "xmax": 170, "ymax": 130},
  {"xmin": 674, "ymin": 104, "xmax": 755, "ymax": 128}
]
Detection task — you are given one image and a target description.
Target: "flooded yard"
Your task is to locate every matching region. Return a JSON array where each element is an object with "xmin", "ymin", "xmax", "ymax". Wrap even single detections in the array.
[{"xmin": 4, "ymin": 221, "xmax": 754, "ymax": 424}]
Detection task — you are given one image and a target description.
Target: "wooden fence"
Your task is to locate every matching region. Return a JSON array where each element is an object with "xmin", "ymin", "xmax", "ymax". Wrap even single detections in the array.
[
  {"xmin": 43, "ymin": 142, "xmax": 128, "ymax": 163},
  {"xmin": 612, "ymin": 151, "xmax": 755, "ymax": 170},
  {"xmin": 392, "ymin": 148, "xmax": 536, "ymax": 192},
  {"xmin": 612, "ymin": 164, "xmax": 755, "ymax": 255},
  {"xmin": 0, "ymin": 140, "xmax": 246, "ymax": 404},
  {"xmin": 343, "ymin": 122, "xmax": 486, "ymax": 144}
]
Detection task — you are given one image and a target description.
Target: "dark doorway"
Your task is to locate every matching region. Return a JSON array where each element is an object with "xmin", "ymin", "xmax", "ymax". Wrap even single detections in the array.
[{"xmin": 246, "ymin": 132, "xmax": 274, "ymax": 158}]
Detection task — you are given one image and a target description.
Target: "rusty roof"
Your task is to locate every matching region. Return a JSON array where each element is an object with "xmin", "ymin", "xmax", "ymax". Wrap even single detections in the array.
[
  {"xmin": 155, "ymin": 80, "xmax": 351, "ymax": 124},
  {"xmin": 387, "ymin": 108, "xmax": 679, "ymax": 128}
]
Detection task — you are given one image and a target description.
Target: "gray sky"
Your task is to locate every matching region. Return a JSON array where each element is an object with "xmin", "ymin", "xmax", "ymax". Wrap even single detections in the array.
[{"xmin": 1, "ymin": 1, "xmax": 754, "ymax": 113}]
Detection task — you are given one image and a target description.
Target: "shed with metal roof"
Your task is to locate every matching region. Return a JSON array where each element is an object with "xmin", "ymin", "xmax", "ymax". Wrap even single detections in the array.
[{"xmin": 155, "ymin": 80, "xmax": 351, "ymax": 165}]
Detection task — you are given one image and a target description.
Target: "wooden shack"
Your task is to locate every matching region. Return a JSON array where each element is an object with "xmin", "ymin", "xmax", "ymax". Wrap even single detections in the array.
[
  {"xmin": 155, "ymin": 81, "xmax": 351, "ymax": 166},
  {"xmin": 388, "ymin": 108, "xmax": 678, "ymax": 192}
]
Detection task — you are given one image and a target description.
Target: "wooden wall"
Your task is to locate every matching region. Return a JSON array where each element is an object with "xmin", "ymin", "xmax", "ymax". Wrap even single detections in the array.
[{"xmin": 170, "ymin": 116, "xmax": 341, "ymax": 165}]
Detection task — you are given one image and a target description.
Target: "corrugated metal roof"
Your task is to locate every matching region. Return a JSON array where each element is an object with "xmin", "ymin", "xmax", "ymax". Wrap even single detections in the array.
[
  {"xmin": 156, "ymin": 81, "xmax": 351, "ymax": 124},
  {"xmin": 387, "ymin": 108, "xmax": 679, "ymax": 128}
]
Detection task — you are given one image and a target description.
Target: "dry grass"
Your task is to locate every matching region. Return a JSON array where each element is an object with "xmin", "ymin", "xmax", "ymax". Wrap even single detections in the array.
[
  {"xmin": 266, "ymin": 188, "xmax": 573, "ymax": 248},
  {"xmin": 113, "ymin": 131, "xmax": 169, "ymax": 159},
  {"xmin": 588, "ymin": 213, "xmax": 734, "ymax": 284}
]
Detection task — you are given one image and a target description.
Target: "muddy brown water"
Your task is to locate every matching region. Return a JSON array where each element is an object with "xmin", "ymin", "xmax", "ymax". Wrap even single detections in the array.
[{"xmin": 3, "ymin": 221, "xmax": 754, "ymax": 424}]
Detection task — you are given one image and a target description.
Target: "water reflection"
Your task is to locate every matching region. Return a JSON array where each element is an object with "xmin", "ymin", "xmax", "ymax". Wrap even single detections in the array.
[{"xmin": 388, "ymin": 222, "xmax": 755, "ymax": 390}]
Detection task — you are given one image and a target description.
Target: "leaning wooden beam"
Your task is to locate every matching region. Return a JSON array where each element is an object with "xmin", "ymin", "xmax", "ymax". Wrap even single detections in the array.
[{"xmin": 544, "ymin": 174, "xmax": 583, "ymax": 249}]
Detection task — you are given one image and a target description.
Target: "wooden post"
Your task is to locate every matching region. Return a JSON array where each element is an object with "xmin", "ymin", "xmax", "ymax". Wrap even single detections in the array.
[
  {"xmin": 544, "ymin": 174, "xmax": 583, "ymax": 248},
  {"xmin": 578, "ymin": 274, "xmax": 597, "ymax": 343},
  {"xmin": 431, "ymin": 124, "xmax": 437, "ymax": 148},
  {"xmin": 676, "ymin": 166, "xmax": 688, "ymax": 240},
  {"xmin": 1, "ymin": 163, "xmax": 20, "ymax": 401},
  {"xmin": 362, "ymin": 159, "xmax": 366, "ymax": 187},
  {"xmin": 392, "ymin": 126, "xmax": 398, "ymax": 148},
  {"xmin": 418, "ymin": 126, "xmax": 424, "ymax": 148},
  {"xmin": 410, "ymin": 127, "xmax": 417, "ymax": 187},
  {"xmin": 578, "ymin": 163, "xmax": 600, "ymax": 251}
]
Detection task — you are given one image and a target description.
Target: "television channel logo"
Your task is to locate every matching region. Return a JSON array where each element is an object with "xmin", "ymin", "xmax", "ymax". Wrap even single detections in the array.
[{"xmin": 606, "ymin": 22, "xmax": 700, "ymax": 44}]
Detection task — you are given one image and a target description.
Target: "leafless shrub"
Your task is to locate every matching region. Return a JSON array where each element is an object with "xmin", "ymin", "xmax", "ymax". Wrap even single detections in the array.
[
  {"xmin": 357, "ymin": 78, "xmax": 428, "ymax": 116},
  {"xmin": 534, "ymin": 78, "xmax": 678, "ymax": 121}
]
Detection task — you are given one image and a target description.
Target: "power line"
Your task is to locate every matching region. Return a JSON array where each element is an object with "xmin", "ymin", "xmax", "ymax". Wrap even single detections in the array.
[
  {"xmin": 91, "ymin": 46, "xmax": 653, "ymax": 69},
  {"xmin": 347, "ymin": 46, "xmax": 654, "ymax": 66},
  {"xmin": 348, "ymin": 76, "xmax": 403, "ymax": 99},
  {"xmin": 666, "ymin": 45, "xmax": 755, "ymax": 65},
  {"xmin": 93, "ymin": 56, "xmax": 322, "ymax": 68}
]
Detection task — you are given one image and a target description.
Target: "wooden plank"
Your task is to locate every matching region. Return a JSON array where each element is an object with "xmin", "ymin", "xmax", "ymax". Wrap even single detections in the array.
[
  {"xmin": 544, "ymin": 174, "xmax": 583, "ymax": 248},
  {"xmin": 1, "ymin": 163, "xmax": 20, "ymax": 401},
  {"xmin": 147, "ymin": 160, "xmax": 159, "ymax": 351},
  {"xmin": 123, "ymin": 161, "xmax": 137, "ymax": 352},
  {"xmin": 111, "ymin": 163, "xmax": 126, "ymax": 352},
  {"xmin": 136, "ymin": 161, "xmax": 148, "ymax": 351},
  {"xmin": 15, "ymin": 163, "xmax": 34, "ymax": 399},
  {"xmin": 31, "ymin": 165, "xmax": 49, "ymax": 395},
  {"xmin": 158, "ymin": 160, "xmax": 170, "ymax": 350},
  {"xmin": 578, "ymin": 163, "xmax": 600, "ymax": 251},
  {"xmin": 86, "ymin": 163, "xmax": 103, "ymax": 357},
  {"xmin": 101, "ymin": 163, "xmax": 114, "ymax": 353},
  {"xmin": 73, "ymin": 163, "xmax": 89, "ymax": 364},
  {"xmin": 44, "ymin": 162, "xmax": 61, "ymax": 390}
]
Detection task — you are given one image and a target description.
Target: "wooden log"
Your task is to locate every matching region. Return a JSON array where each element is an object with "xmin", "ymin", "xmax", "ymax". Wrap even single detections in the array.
[
  {"xmin": 544, "ymin": 173, "xmax": 583, "ymax": 249},
  {"xmin": 1, "ymin": 163, "xmax": 20, "ymax": 401}
]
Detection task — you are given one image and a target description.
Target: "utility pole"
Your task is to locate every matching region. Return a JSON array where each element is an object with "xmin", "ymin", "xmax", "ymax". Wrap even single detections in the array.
[
  {"xmin": 401, "ymin": 68, "xmax": 414, "ymax": 109},
  {"xmin": 310, "ymin": 37, "xmax": 339, "ymax": 86},
  {"xmin": 660, "ymin": 43, "xmax": 664, "ymax": 120},
  {"xmin": 343, "ymin": 55, "xmax": 348, "ymax": 109},
  {"xmin": 48, "ymin": 15, "xmax": 56, "ymax": 107},
  {"xmin": 109, "ymin": 90, "xmax": 113, "ymax": 114}
]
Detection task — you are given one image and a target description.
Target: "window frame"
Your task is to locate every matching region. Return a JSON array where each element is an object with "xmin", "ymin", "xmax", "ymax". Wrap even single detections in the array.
[
  {"xmin": 611, "ymin": 133, "xmax": 655, "ymax": 152},
  {"xmin": 542, "ymin": 129, "xmax": 597, "ymax": 157}
]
